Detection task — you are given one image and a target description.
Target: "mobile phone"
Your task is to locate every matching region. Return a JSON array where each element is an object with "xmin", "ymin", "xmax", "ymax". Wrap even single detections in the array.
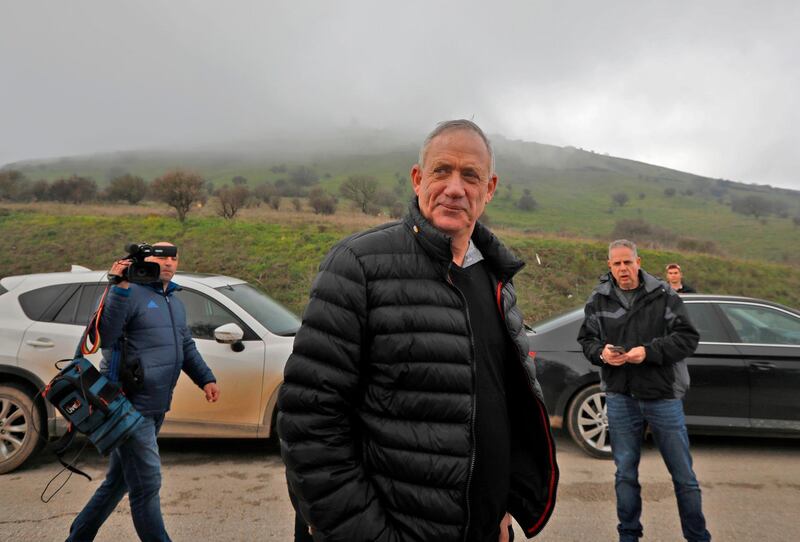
[{"xmin": 609, "ymin": 345, "xmax": 625, "ymax": 353}]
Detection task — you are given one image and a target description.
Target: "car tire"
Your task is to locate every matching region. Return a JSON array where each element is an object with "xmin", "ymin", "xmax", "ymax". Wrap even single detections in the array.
[
  {"xmin": 0, "ymin": 384, "xmax": 44, "ymax": 474},
  {"xmin": 566, "ymin": 383, "xmax": 613, "ymax": 459}
]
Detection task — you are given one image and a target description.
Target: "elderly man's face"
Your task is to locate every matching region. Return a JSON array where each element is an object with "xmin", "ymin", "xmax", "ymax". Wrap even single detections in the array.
[
  {"xmin": 608, "ymin": 246, "xmax": 641, "ymax": 290},
  {"xmin": 411, "ymin": 129, "xmax": 497, "ymax": 239}
]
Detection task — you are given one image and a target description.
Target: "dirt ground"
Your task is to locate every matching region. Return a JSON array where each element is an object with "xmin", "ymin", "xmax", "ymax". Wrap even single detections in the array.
[{"xmin": 2, "ymin": 431, "xmax": 800, "ymax": 541}]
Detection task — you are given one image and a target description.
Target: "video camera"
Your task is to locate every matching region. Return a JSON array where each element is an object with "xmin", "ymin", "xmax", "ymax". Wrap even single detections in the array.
[{"xmin": 119, "ymin": 243, "xmax": 178, "ymax": 284}]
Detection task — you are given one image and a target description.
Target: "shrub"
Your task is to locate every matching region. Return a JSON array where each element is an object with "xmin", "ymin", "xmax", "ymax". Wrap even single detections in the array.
[
  {"xmin": 611, "ymin": 192, "xmax": 629, "ymax": 207},
  {"xmin": 517, "ymin": 189, "xmax": 538, "ymax": 212},
  {"xmin": 107, "ymin": 174, "xmax": 148, "ymax": 204},
  {"xmin": 308, "ymin": 187, "xmax": 337, "ymax": 215}
]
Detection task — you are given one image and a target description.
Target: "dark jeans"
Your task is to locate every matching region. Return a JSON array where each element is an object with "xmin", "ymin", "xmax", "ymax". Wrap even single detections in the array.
[
  {"xmin": 606, "ymin": 393, "xmax": 711, "ymax": 542},
  {"xmin": 66, "ymin": 414, "xmax": 170, "ymax": 542}
]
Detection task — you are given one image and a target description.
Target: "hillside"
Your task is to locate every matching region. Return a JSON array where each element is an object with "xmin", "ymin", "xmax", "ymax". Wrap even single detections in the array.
[
  {"xmin": 4, "ymin": 130, "xmax": 800, "ymax": 264},
  {"xmin": 1, "ymin": 208, "xmax": 798, "ymax": 321}
]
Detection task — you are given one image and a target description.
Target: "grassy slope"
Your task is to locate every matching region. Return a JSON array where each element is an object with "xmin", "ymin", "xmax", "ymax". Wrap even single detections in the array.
[
  {"xmin": 9, "ymin": 137, "xmax": 800, "ymax": 264},
  {"xmin": 2, "ymin": 209, "xmax": 798, "ymax": 322}
]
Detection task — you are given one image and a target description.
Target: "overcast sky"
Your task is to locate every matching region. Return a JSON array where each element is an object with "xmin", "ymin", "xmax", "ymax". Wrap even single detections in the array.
[{"xmin": 3, "ymin": 1, "xmax": 798, "ymax": 189}]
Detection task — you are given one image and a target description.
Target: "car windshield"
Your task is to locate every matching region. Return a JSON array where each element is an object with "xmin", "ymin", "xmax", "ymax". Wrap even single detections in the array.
[
  {"xmin": 215, "ymin": 283, "xmax": 300, "ymax": 337},
  {"xmin": 530, "ymin": 309, "xmax": 583, "ymax": 334}
]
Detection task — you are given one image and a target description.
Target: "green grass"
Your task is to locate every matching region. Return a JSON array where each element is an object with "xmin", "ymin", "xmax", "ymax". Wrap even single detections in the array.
[
  {"xmin": 2, "ymin": 209, "xmax": 798, "ymax": 322},
  {"xmin": 9, "ymin": 134, "xmax": 800, "ymax": 264}
]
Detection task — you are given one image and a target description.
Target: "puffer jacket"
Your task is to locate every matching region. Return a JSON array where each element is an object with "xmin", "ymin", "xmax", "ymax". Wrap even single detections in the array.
[
  {"xmin": 278, "ymin": 201, "xmax": 558, "ymax": 542},
  {"xmin": 99, "ymin": 281, "xmax": 216, "ymax": 415},
  {"xmin": 577, "ymin": 270, "xmax": 699, "ymax": 400}
]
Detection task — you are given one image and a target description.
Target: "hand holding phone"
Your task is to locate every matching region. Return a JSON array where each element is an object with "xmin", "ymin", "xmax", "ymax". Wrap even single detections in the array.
[{"xmin": 609, "ymin": 345, "xmax": 626, "ymax": 354}]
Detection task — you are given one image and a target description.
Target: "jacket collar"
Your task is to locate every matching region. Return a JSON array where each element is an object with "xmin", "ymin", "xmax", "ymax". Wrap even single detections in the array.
[
  {"xmin": 144, "ymin": 280, "xmax": 181, "ymax": 295},
  {"xmin": 404, "ymin": 198, "xmax": 525, "ymax": 281},
  {"xmin": 595, "ymin": 269, "xmax": 664, "ymax": 297}
]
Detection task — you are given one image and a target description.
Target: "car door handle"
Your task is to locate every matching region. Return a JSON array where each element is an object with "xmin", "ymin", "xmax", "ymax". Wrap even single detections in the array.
[
  {"xmin": 26, "ymin": 339, "xmax": 55, "ymax": 348},
  {"xmin": 749, "ymin": 361, "xmax": 776, "ymax": 371}
]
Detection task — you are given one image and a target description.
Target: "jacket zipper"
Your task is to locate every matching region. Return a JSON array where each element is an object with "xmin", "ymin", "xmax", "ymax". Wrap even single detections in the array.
[
  {"xmin": 163, "ymin": 291, "xmax": 182, "ymax": 384},
  {"xmin": 446, "ymin": 269, "xmax": 477, "ymax": 542}
]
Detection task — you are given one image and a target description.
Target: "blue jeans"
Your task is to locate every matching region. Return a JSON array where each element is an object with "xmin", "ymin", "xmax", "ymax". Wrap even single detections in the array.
[
  {"xmin": 67, "ymin": 415, "xmax": 171, "ymax": 542},
  {"xmin": 606, "ymin": 393, "xmax": 710, "ymax": 542}
]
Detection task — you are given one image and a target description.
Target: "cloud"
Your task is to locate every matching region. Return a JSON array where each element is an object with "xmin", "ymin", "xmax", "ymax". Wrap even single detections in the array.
[{"xmin": 2, "ymin": 1, "xmax": 798, "ymax": 189}]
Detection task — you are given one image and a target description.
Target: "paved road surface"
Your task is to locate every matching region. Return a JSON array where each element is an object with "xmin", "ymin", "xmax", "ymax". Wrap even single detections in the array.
[{"xmin": 2, "ymin": 431, "xmax": 799, "ymax": 541}]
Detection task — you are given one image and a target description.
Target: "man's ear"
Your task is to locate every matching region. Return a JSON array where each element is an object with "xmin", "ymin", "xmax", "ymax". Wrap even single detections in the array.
[
  {"xmin": 486, "ymin": 174, "xmax": 498, "ymax": 203},
  {"xmin": 410, "ymin": 164, "xmax": 422, "ymax": 196}
]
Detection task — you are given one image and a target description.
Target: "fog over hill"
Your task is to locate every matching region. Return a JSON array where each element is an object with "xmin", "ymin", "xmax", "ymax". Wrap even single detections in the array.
[
  {"xmin": 2, "ymin": 2, "xmax": 799, "ymax": 190},
  {"xmin": 5, "ymin": 128, "xmax": 799, "ymax": 202}
]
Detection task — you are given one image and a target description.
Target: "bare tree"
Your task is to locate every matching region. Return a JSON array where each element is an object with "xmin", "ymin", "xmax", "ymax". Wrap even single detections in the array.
[
  {"xmin": 150, "ymin": 169, "xmax": 206, "ymax": 222},
  {"xmin": 216, "ymin": 185, "xmax": 250, "ymax": 219},
  {"xmin": 340, "ymin": 175, "xmax": 378, "ymax": 213}
]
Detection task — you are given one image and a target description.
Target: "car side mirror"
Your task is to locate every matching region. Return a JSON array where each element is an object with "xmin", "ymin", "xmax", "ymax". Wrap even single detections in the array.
[{"xmin": 214, "ymin": 323, "xmax": 245, "ymax": 351}]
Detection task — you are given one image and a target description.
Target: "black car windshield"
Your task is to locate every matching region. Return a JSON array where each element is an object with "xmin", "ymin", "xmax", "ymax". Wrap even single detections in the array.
[{"xmin": 216, "ymin": 283, "xmax": 300, "ymax": 337}]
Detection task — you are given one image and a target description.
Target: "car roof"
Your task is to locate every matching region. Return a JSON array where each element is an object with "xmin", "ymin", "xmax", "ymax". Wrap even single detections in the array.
[
  {"xmin": 530, "ymin": 293, "xmax": 800, "ymax": 328},
  {"xmin": 0, "ymin": 268, "xmax": 247, "ymax": 292},
  {"xmin": 679, "ymin": 293, "xmax": 800, "ymax": 315}
]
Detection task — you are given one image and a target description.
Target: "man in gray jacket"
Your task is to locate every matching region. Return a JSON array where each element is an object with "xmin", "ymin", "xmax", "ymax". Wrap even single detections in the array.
[
  {"xmin": 66, "ymin": 243, "xmax": 220, "ymax": 542},
  {"xmin": 577, "ymin": 239, "xmax": 710, "ymax": 542}
]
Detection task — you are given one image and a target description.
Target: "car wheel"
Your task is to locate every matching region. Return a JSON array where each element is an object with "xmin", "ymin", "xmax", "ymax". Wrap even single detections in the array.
[
  {"xmin": 566, "ymin": 384, "xmax": 612, "ymax": 459},
  {"xmin": 0, "ymin": 384, "xmax": 44, "ymax": 474}
]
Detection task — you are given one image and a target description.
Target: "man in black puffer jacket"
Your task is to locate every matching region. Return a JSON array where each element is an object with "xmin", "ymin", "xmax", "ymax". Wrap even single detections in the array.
[
  {"xmin": 278, "ymin": 120, "xmax": 558, "ymax": 542},
  {"xmin": 577, "ymin": 239, "xmax": 710, "ymax": 542}
]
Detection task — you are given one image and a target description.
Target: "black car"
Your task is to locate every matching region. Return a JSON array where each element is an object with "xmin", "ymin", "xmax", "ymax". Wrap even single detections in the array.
[{"xmin": 528, "ymin": 294, "xmax": 800, "ymax": 458}]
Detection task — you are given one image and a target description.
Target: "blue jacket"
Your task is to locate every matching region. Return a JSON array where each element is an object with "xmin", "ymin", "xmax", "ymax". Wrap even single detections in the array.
[{"xmin": 99, "ymin": 281, "xmax": 216, "ymax": 416}]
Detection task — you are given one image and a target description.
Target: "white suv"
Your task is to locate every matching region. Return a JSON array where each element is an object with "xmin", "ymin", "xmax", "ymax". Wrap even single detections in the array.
[{"xmin": 0, "ymin": 266, "xmax": 300, "ymax": 474}]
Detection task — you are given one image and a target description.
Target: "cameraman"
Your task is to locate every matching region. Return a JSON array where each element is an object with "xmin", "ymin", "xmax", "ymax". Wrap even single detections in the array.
[{"xmin": 66, "ymin": 242, "xmax": 220, "ymax": 542}]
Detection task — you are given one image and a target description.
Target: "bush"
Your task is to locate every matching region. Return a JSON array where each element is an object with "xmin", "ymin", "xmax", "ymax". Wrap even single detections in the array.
[
  {"xmin": 664, "ymin": 187, "xmax": 676, "ymax": 197},
  {"xmin": 730, "ymin": 195, "xmax": 775, "ymax": 219},
  {"xmin": 612, "ymin": 218, "xmax": 676, "ymax": 246},
  {"xmin": 517, "ymin": 189, "xmax": 538, "ymax": 212},
  {"xmin": 676, "ymin": 237, "xmax": 719, "ymax": 254},
  {"xmin": 374, "ymin": 189, "xmax": 398, "ymax": 207},
  {"xmin": 253, "ymin": 182, "xmax": 276, "ymax": 205},
  {"xmin": 611, "ymin": 192, "xmax": 629, "ymax": 207},
  {"xmin": 289, "ymin": 166, "xmax": 318, "ymax": 186},
  {"xmin": 49, "ymin": 175, "xmax": 97, "ymax": 204},
  {"xmin": 389, "ymin": 201, "xmax": 405, "ymax": 219},
  {"xmin": 308, "ymin": 187, "xmax": 337, "ymax": 215},
  {"xmin": 0, "ymin": 170, "xmax": 26, "ymax": 201},
  {"xmin": 106, "ymin": 174, "xmax": 148, "ymax": 204}
]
